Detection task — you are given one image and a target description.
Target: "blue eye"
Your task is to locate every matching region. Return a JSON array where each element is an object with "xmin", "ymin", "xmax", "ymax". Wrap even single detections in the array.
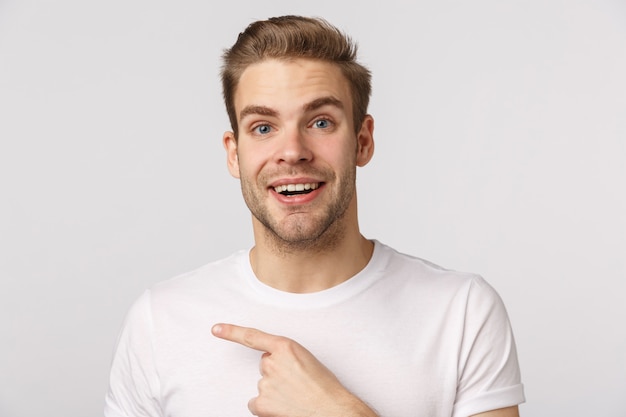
[
  {"xmin": 254, "ymin": 124, "xmax": 272, "ymax": 135},
  {"xmin": 313, "ymin": 119, "xmax": 330, "ymax": 129}
]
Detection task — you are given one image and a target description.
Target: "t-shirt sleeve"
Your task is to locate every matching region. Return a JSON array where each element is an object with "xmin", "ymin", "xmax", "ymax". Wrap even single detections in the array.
[
  {"xmin": 452, "ymin": 276, "xmax": 525, "ymax": 417},
  {"xmin": 104, "ymin": 290, "xmax": 163, "ymax": 417}
]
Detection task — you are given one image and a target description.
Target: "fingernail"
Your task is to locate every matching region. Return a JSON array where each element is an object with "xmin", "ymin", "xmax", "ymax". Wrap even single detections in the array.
[{"xmin": 212, "ymin": 324, "xmax": 222, "ymax": 335}]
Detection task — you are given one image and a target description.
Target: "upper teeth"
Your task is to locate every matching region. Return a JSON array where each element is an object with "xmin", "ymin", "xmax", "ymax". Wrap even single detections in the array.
[{"xmin": 273, "ymin": 183, "xmax": 319, "ymax": 193}]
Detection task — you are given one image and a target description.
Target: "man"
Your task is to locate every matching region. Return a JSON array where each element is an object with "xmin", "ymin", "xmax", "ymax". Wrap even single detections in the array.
[{"xmin": 105, "ymin": 16, "xmax": 524, "ymax": 417}]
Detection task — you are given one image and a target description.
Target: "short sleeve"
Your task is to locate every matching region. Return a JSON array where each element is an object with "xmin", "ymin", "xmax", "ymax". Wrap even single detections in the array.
[
  {"xmin": 104, "ymin": 290, "xmax": 163, "ymax": 417},
  {"xmin": 452, "ymin": 277, "xmax": 525, "ymax": 417}
]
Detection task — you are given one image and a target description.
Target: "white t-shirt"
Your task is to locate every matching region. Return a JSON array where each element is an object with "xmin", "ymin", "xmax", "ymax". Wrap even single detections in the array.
[{"xmin": 105, "ymin": 241, "xmax": 524, "ymax": 417}]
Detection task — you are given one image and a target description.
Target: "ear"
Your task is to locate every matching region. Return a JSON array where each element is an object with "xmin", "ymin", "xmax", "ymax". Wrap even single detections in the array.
[
  {"xmin": 223, "ymin": 131, "xmax": 240, "ymax": 179},
  {"xmin": 356, "ymin": 115, "xmax": 375, "ymax": 167}
]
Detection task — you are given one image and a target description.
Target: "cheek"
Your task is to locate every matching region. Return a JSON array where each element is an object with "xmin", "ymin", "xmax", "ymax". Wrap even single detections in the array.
[
  {"xmin": 326, "ymin": 143, "xmax": 358, "ymax": 168},
  {"xmin": 317, "ymin": 136, "xmax": 355, "ymax": 158},
  {"xmin": 236, "ymin": 153, "xmax": 266, "ymax": 179}
]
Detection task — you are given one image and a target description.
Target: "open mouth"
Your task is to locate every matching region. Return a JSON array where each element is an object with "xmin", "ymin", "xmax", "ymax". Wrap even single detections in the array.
[{"xmin": 273, "ymin": 182, "xmax": 321, "ymax": 197}]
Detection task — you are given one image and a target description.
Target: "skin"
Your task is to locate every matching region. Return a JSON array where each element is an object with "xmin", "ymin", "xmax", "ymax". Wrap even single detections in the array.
[
  {"xmin": 212, "ymin": 324, "xmax": 520, "ymax": 417},
  {"xmin": 223, "ymin": 58, "xmax": 375, "ymax": 293},
  {"xmin": 212, "ymin": 324, "xmax": 377, "ymax": 417},
  {"xmin": 217, "ymin": 58, "xmax": 520, "ymax": 417}
]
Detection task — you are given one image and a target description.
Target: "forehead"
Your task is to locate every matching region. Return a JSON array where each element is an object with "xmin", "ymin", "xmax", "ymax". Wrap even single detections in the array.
[{"xmin": 234, "ymin": 59, "xmax": 353, "ymax": 118}]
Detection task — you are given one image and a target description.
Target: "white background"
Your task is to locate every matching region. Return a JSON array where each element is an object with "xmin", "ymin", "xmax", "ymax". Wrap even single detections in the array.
[{"xmin": 1, "ymin": 0, "xmax": 625, "ymax": 416}]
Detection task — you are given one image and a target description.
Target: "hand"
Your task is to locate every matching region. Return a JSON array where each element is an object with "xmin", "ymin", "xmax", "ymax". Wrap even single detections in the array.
[{"xmin": 212, "ymin": 323, "xmax": 378, "ymax": 417}]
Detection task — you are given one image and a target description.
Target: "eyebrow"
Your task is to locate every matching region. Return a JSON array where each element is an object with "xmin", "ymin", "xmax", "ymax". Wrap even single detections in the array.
[
  {"xmin": 238, "ymin": 96, "xmax": 345, "ymax": 122},
  {"xmin": 303, "ymin": 96, "xmax": 344, "ymax": 112},
  {"xmin": 239, "ymin": 105, "xmax": 278, "ymax": 121}
]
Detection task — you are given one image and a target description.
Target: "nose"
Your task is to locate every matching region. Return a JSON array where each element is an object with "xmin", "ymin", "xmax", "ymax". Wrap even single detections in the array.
[{"xmin": 275, "ymin": 127, "xmax": 313, "ymax": 164}]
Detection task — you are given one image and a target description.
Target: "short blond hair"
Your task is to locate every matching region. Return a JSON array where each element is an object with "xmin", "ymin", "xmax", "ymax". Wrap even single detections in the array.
[{"xmin": 221, "ymin": 15, "xmax": 371, "ymax": 137}]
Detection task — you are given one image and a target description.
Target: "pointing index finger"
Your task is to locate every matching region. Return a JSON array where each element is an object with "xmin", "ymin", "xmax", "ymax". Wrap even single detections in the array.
[{"xmin": 212, "ymin": 323, "xmax": 279, "ymax": 353}]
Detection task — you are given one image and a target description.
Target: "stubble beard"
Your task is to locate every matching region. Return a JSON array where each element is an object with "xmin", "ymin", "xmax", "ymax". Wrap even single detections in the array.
[{"xmin": 240, "ymin": 165, "xmax": 357, "ymax": 256}]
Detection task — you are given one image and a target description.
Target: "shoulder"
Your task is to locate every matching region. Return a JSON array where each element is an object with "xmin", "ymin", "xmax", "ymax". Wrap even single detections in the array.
[
  {"xmin": 375, "ymin": 241, "xmax": 485, "ymax": 291},
  {"xmin": 130, "ymin": 249, "xmax": 250, "ymax": 318},
  {"xmin": 370, "ymin": 241, "xmax": 510, "ymax": 319},
  {"xmin": 151, "ymin": 250, "xmax": 246, "ymax": 294}
]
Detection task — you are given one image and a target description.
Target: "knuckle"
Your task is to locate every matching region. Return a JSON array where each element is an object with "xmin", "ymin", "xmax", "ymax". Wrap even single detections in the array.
[
  {"xmin": 259, "ymin": 361, "xmax": 269, "ymax": 376},
  {"xmin": 257, "ymin": 377, "xmax": 269, "ymax": 392},
  {"xmin": 247, "ymin": 397, "xmax": 258, "ymax": 415},
  {"xmin": 248, "ymin": 396, "xmax": 271, "ymax": 416},
  {"xmin": 275, "ymin": 337, "xmax": 293, "ymax": 352},
  {"xmin": 242, "ymin": 328, "xmax": 257, "ymax": 347},
  {"xmin": 260, "ymin": 354, "xmax": 276, "ymax": 375},
  {"xmin": 253, "ymin": 396, "xmax": 271, "ymax": 416}
]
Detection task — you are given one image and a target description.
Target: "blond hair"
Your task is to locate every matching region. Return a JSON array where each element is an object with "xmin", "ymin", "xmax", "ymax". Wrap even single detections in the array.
[{"xmin": 221, "ymin": 15, "xmax": 371, "ymax": 137}]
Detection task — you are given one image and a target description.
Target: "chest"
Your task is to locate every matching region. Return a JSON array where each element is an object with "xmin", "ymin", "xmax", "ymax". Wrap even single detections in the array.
[{"xmin": 153, "ymin": 301, "xmax": 463, "ymax": 417}]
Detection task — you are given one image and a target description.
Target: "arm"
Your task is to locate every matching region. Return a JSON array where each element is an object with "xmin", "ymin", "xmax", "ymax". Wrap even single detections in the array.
[
  {"xmin": 105, "ymin": 291, "xmax": 162, "ymax": 417},
  {"xmin": 212, "ymin": 323, "xmax": 379, "ymax": 417},
  {"xmin": 454, "ymin": 278, "xmax": 525, "ymax": 416}
]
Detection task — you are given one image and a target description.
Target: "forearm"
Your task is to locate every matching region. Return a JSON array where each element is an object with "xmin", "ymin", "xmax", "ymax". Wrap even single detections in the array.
[{"xmin": 331, "ymin": 390, "xmax": 380, "ymax": 417}]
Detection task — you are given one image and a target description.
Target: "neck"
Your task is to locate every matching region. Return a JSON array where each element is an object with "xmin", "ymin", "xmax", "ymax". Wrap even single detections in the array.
[{"xmin": 249, "ymin": 211, "xmax": 374, "ymax": 293}]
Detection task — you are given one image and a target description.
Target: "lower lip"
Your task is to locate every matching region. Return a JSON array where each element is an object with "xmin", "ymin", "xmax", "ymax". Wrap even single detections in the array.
[{"xmin": 271, "ymin": 185, "xmax": 324, "ymax": 205}]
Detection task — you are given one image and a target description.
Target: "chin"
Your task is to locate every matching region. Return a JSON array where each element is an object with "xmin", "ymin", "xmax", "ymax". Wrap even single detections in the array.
[{"xmin": 266, "ymin": 219, "xmax": 345, "ymax": 253}]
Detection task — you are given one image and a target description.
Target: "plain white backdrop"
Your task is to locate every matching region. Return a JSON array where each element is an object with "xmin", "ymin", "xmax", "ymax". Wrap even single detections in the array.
[{"xmin": 1, "ymin": 0, "xmax": 625, "ymax": 416}]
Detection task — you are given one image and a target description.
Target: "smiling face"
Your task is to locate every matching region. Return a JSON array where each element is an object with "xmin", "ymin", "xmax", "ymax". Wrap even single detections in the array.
[{"xmin": 223, "ymin": 58, "xmax": 374, "ymax": 250}]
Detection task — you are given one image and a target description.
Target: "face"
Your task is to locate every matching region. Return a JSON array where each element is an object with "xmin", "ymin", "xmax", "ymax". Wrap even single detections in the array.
[{"xmin": 223, "ymin": 58, "xmax": 374, "ymax": 248}]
